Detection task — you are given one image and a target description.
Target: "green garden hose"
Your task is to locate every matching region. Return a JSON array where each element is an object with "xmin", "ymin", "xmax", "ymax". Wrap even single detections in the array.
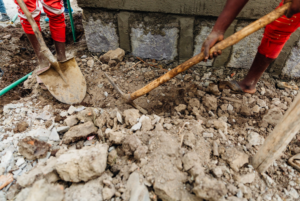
[
  {"xmin": 66, "ymin": 0, "xmax": 76, "ymax": 43},
  {"xmin": 0, "ymin": 72, "xmax": 32, "ymax": 97}
]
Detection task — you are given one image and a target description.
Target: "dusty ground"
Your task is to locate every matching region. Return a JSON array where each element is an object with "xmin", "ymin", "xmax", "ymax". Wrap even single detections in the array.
[{"xmin": 1, "ymin": 12, "xmax": 300, "ymax": 201}]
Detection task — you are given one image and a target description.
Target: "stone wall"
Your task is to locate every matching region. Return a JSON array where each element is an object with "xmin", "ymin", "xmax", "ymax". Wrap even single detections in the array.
[{"xmin": 80, "ymin": 0, "xmax": 300, "ymax": 78}]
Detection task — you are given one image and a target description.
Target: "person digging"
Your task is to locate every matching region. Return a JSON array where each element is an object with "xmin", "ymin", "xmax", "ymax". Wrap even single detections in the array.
[
  {"xmin": 202, "ymin": 0, "xmax": 300, "ymax": 94},
  {"xmin": 15, "ymin": 0, "xmax": 67, "ymax": 85}
]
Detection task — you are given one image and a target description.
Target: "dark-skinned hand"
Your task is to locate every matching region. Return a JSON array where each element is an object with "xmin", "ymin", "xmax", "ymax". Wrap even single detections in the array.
[
  {"xmin": 201, "ymin": 31, "xmax": 224, "ymax": 62},
  {"xmin": 285, "ymin": 0, "xmax": 300, "ymax": 18}
]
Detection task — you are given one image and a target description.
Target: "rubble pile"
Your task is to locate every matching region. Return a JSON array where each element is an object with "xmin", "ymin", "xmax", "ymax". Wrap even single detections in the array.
[{"xmin": 1, "ymin": 31, "xmax": 300, "ymax": 200}]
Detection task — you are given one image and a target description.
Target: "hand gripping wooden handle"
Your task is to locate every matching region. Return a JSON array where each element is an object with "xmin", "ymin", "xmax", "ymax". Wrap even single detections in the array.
[{"xmin": 129, "ymin": 2, "xmax": 291, "ymax": 101}]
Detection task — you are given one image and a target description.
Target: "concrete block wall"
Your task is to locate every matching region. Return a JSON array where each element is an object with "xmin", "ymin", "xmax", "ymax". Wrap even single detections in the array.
[{"xmin": 81, "ymin": 1, "xmax": 300, "ymax": 78}]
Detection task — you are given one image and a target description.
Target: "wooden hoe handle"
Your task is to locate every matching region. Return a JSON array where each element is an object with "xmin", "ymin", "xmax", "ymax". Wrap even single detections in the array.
[{"xmin": 129, "ymin": 3, "xmax": 291, "ymax": 101}]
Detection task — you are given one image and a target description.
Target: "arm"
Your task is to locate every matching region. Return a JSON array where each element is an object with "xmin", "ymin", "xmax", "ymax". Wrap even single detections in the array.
[
  {"xmin": 202, "ymin": 0, "xmax": 249, "ymax": 60},
  {"xmin": 286, "ymin": 0, "xmax": 300, "ymax": 18}
]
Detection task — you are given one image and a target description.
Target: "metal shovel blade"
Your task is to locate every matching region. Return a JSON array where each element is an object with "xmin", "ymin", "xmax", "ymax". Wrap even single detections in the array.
[{"xmin": 38, "ymin": 57, "xmax": 86, "ymax": 104}]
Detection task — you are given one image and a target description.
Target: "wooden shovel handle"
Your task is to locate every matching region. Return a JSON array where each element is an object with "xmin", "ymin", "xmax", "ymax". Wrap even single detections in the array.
[
  {"xmin": 15, "ymin": 0, "xmax": 57, "ymax": 64},
  {"xmin": 130, "ymin": 3, "xmax": 291, "ymax": 101}
]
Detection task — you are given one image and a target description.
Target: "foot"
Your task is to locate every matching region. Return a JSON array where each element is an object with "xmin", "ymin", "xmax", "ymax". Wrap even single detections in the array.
[
  {"xmin": 237, "ymin": 81, "xmax": 257, "ymax": 94},
  {"xmin": 0, "ymin": 14, "xmax": 10, "ymax": 22},
  {"xmin": 0, "ymin": 174, "xmax": 13, "ymax": 190}
]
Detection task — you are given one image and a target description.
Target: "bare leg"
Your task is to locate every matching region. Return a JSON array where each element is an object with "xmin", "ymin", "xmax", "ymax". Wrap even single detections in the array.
[
  {"xmin": 238, "ymin": 52, "xmax": 275, "ymax": 94},
  {"xmin": 26, "ymin": 34, "xmax": 49, "ymax": 68},
  {"xmin": 54, "ymin": 41, "xmax": 67, "ymax": 61}
]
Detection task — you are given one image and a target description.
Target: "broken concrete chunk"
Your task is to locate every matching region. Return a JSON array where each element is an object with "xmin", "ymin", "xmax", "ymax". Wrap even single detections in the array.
[
  {"xmin": 193, "ymin": 176, "xmax": 227, "ymax": 201},
  {"xmin": 0, "ymin": 151, "xmax": 14, "ymax": 173},
  {"xmin": 182, "ymin": 152, "xmax": 199, "ymax": 171},
  {"xmin": 21, "ymin": 179, "xmax": 64, "ymax": 201},
  {"xmin": 203, "ymin": 95, "xmax": 217, "ymax": 111},
  {"xmin": 49, "ymin": 128, "xmax": 60, "ymax": 142},
  {"xmin": 62, "ymin": 121, "xmax": 97, "ymax": 144},
  {"xmin": 14, "ymin": 121, "xmax": 29, "ymax": 133},
  {"xmin": 64, "ymin": 116, "xmax": 79, "ymax": 127},
  {"xmin": 103, "ymin": 48, "xmax": 125, "ymax": 62},
  {"xmin": 263, "ymin": 107, "xmax": 283, "ymax": 126},
  {"xmin": 34, "ymin": 128, "xmax": 51, "ymax": 142},
  {"xmin": 108, "ymin": 131, "xmax": 125, "ymax": 145},
  {"xmin": 64, "ymin": 175, "xmax": 108, "ymax": 201},
  {"xmin": 56, "ymin": 126, "xmax": 70, "ymax": 133},
  {"xmin": 140, "ymin": 115, "xmax": 153, "ymax": 131},
  {"xmin": 221, "ymin": 147, "xmax": 249, "ymax": 172},
  {"xmin": 77, "ymin": 107, "xmax": 96, "ymax": 123},
  {"xmin": 18, "ymin": 136, "xmax": 50, "ymax": 160},
  {"xmin": 56, "ymin": 144, "xmax": 108, "ymax": 182},
  {"xmin": 125, "ymin": 172, "xmax": 150, "ymax": 201},
  {"xmin": 175, "ymin": 104, "xmax": 187, "ymax": 113},
  {"xmin": 134, "ymin": 145, "xmax": 148, "ymax": 161},
  {"xmin": 248, "ymin": 132, "xmax": 264, "ymax": 146},
  {"xmin": 122, "ymin": 135, "xmax": 142, "ymax": 155},
  {"xmin": 236, "ymin": 172, "xmax": 256, "ymax": 184},
  {"xmin": 67, "ymin": 105, "xmax": 76, "ymax": 115},
  {"xmin": 124, "ymin": 109, "xmax": 140, "ymax": 126}
]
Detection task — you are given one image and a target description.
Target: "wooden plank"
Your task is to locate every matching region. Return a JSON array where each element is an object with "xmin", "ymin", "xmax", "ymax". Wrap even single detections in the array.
[{"xmin": 252, "ymin": 93, "xmax": 300, "ymax": 173}]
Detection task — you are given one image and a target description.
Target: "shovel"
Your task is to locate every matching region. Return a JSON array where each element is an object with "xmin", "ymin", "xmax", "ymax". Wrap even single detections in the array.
[
  {"xmin": 16, "ymin": 0, "xmax": 86, "ymax": 104},
  {"xmin": 105, "ymin": 2, "xmax": 291, "ymax": 114}
]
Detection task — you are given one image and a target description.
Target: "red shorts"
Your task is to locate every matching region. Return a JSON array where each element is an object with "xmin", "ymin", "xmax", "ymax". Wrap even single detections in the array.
[
  {"xmin": 258, "ymin": 0, "xmax": 300, "ymax": 59},
  {"xmin": 15, "ymin": 0, "xmax": 66, "ymax": 42}
]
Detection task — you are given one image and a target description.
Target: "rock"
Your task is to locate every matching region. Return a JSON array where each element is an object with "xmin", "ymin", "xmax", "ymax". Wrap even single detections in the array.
[
  {"xmin": 67, "ymin": 105, "xmax": 76, "ymax": 115},
  {"xmin": 15, "ymin": 188, "xmax": 31, "ymax": 201},
  {"xmin": 252, "ymin": 105, "xmax": 260, "ymax": 113},
  {"xmin": 203, "ymin": 95, "xmax": 218, "ymax": 111},
  {"xmin": 212, "ymin": 166, "xmax": 225, "ymax": 178},
  {"xmin": 56, "ymin": 144, "xmax": 108, "ymax": 182},
  {"xmin": 107, "ymin": 149, "xmax": 118, "ymax": 166},
  {"xmin": 263, "ymin": 107, "xmax": 283, "ymax": 126},
  {"xmin": 207, "ymin": 84, "xmax": 221, "ymax": 96},
  {"xmin": 64, "ymin": 116, "xmax": 79, "ymax": 127},
  {"xmin": 193, "ymin": 176, "xmax": 227, "ymax": 201},
  {"xmin": 108, "ymin": 131, "xmax": 125, "ymax": 145},
  {"xmin": 103, "ymin": 48, "xmax": 125, "ymax": 62},
  {"xmin": 102, "ymin": 185, "xmax": 116, "ymax": 200},
  {"xmin": 203, "ymin": 132, "xmax": 213, "ymax": 138},
  {"xmin": 64, "ymin": 175, "xmax": 110, "ymax": 201},
  {"xmin": 228, "ymin": 104, "xmax": 234, "ymax": 111},
  {"xmin": 248, "ymin": 132, "xmax": 264, "ymax": 146},
  {"xmin": 62, "ymin": 122, "xmax": 97, "ymax": 144},
  {"xmin": 125, "ymin": 172, "xmax": 150, "ymax": 201},
  {"xmin": 236, "ymin": 172, "xmax": 256, "ymax": 184},
  {"xmin": 131, "ymin": 122, "xmax": 142, "ymax": 131},
  {"xmin": 108, "ymin": 59, "xmax": 117, "ymax": 67},
  {"xmin": 140, "ymin": 115, "xmax": 153, "ymax": 131},
  {"xmin": 0, "ymin": 151, "xmax": 14, "ymax": 172},
  {"xmin": 3, "ymin": 34, "xmax": 11, "ymax": 40},
  {"xmin": 221, "ymin": 147, "xmax": 249, "ymax": 172},
  {"xmin": 163, "ymin": 123, "xmax": 172, "ymax": 130},
  {"xmin": 19, "ymin": 179, "xmax": 64, "ymax": 201},
  {"xmin": 34, "ymin": 128, "xmax": 51, "ymax": 142},
  {"xmin": 77, "ymin": 108, "xmax": 96, "ymax": 123},
  {"xmin": 189, "ymin": 98, "xmax": 200, "ymax": 109},
  {"xmin": 257, "ymin": 99, "xmax": 267, "ymax": 108},
  {"xmin": 213, "ymin": 118, "xmax": 227, "ymax": 134},
  {"xmin": 60, "ymin": 111, "xmax": 68, "ymax": 117},
  {"xmin": 18, "ymin": 137, "xmax": 50, "ymax": 160},
  {"xmin": 101, "ymin": 64, "xmax": 110, "ymax": 71},
  {"xmin": 182, "ymin": 152, "xmax": 200, "ymax": 171},
  {"xmin": 6, "ymin": 183, "xmax": 22, "ymax": 200},
  {"xmin": 122, "ymin": 135, "xmax": 142, "ymax": 156},
  {"xmin": 17, "ymin": 156, "xmax": 59, "ymax": 187},
  {"xmin": 183, "ymin": 132, "xmax": 196, "ymax": 148},
  {"xmin": 134, "ymin": 145, "xmax": 148, "ymax": 161},
  {"xmin": 174, "ymin": 104, "xmax": 187, "ymax": 113},
  {"xmin": 3, "ymin": 103, "xmax": 23, "ymax": 114},
  {"xmin": 124, "ymin": 109, "xmax": 140, "ymax": 126},
  {"xmin": 184, "ymin": 74, "xmax": 193, "ymax": 82},
  {"xmin": 240, "ymin": 105, "xmax": 251, "ymax": 117},
  {"xmin": 49, "ymin": 128, "xmax": 60, "ymax": 142},
  {"xmin": 100, "ymin": 54, "xmax": 110, "ymax": 63},
  {"xmin": 290, "ymin": 188, "xmax": 299, "ymax": 199},
  {"xmin": 87, "ymin": 59, "xmax": 94, "ymax": 68},
  {"xmin": 56, "ymin": 126, "xmax": 70, "ymax": 133},
  {"xmin": 14, "ymin": 121, "xmax": 29, "ymax": 133}
]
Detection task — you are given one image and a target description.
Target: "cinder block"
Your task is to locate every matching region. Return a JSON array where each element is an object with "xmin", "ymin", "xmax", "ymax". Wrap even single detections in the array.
[
  {"xmin": 83, "ymin": 10, "xmax": 119, "ymax": 53},
  {"xmin": 227, "ymin": 21, "xmax": 264, "ymax": 69}
]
